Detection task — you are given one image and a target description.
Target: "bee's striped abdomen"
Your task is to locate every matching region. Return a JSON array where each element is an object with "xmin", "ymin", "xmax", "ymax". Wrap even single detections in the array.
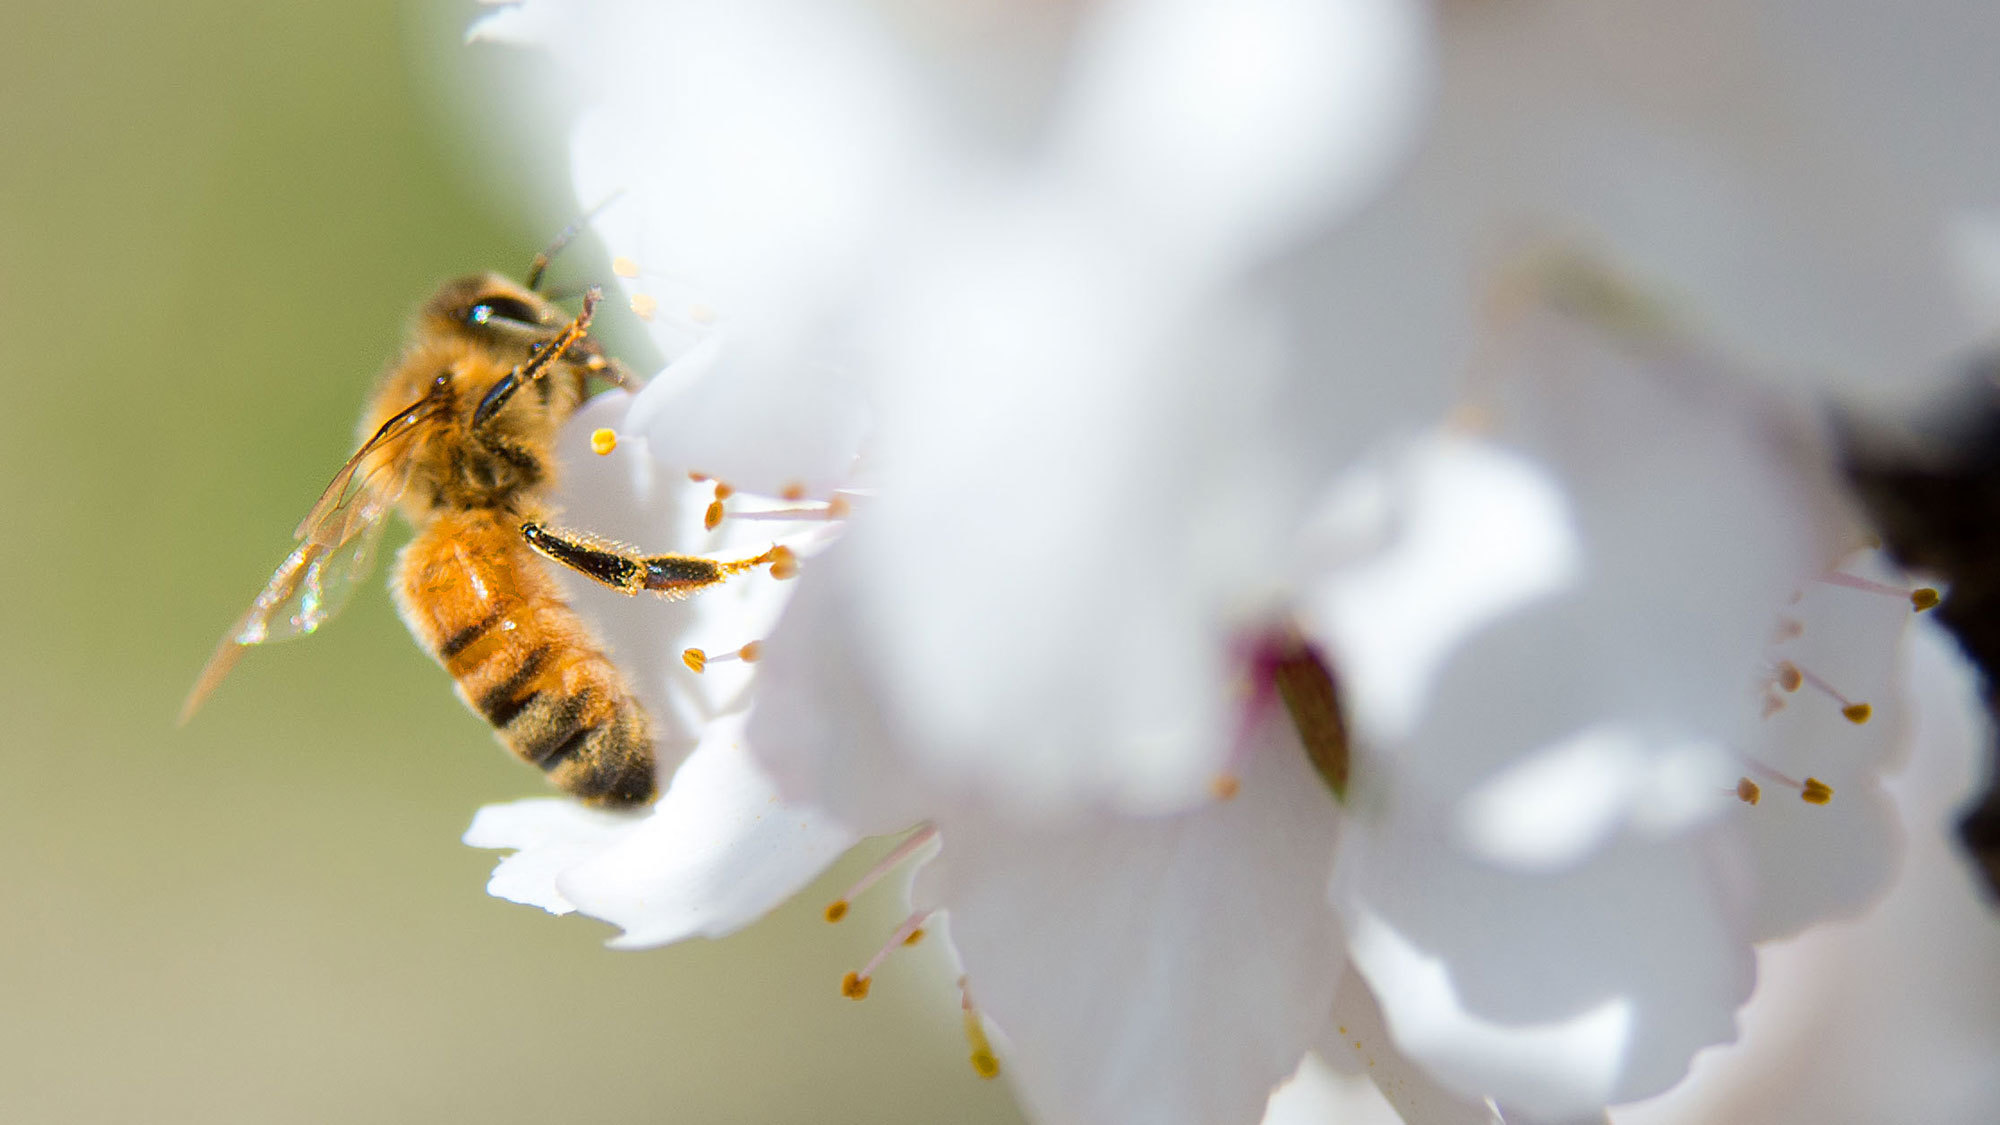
[{"xmin": 395, "ymin": 511, "xmax": 656, "ymax": 807}]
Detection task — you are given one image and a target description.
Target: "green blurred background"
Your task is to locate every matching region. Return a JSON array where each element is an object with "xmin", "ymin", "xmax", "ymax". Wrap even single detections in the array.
[{"xmin": 0, "ymin": 3, "xmax": 1022, "ymax": 1121}]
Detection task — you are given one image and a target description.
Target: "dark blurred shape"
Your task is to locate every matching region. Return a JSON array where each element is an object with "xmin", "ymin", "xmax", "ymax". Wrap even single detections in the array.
[{"xmin": 1843, "ymin": 360, "xmax": 2000, "ymax": 901}]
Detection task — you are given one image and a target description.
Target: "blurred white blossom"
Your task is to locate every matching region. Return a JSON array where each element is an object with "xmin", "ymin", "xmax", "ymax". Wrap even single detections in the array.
[{"xmin": 457, "ymin": 1, "xmax": 1994, "ymax": 1123}]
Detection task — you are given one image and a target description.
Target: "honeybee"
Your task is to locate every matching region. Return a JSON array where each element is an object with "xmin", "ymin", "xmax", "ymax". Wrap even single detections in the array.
[{"xmin": 183, "ymin": 243, "xmax": 784, "ymax": 807}]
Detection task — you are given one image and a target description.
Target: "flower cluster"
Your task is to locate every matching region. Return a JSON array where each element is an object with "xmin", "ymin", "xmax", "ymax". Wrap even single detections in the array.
[{"xmin": 462, "ymin": 2, "xmax": 1992, "ymax": 1122}]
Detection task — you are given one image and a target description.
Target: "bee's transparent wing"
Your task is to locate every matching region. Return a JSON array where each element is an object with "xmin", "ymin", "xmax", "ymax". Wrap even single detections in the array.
[{"xmin": 181, "ymin": 394, "xmax": 442, "ymax": 723}]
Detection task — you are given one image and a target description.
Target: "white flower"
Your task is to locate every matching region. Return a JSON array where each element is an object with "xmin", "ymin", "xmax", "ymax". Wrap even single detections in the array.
[
  {"xmin": 1615, "ymin": 624, "xmax": 2000, "ymax": 1125},
  {"xmin": 456, "ymin": 2, "xmax": 1975, "ymax": 1123},
  {"xmin": 1305, "ymin": 288, "xmax": 1919, "ymax": 1119}
]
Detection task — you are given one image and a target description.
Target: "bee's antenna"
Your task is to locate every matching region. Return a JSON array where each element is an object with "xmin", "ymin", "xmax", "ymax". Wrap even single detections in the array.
[{"xmin": 526, "ymin": 190, "xmax": 627, "ymax": 292}]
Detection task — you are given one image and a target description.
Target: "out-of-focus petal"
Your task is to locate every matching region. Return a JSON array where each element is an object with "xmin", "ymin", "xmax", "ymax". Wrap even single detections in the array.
[
  {"xmin": 1430, "ymin": 0, "xmax": 1990, "ymax": 383},
  {"xmin": 623, "ymin": 329, "xmax": 869, "ymax": 498},
  {"xmin": 911, "ymin": 717, "xmax": 1344, "ymax": 1125},
  {"xmin": 1054, "ymin": 0, "xmax": 1430, "ymax": 267},
  {"xmin": 839, "ymin": 212, "xmax": 1265, "ymax": 818},
  {"xmin": 556, "ymin": 714, "xmax": 857, "ymax": 948},
  {"xmin": 1301, "ymin": 434, "xmax": 1580, "ymax": 744},
  {"xmin": 1263, "ymin": 1053, "xmax": 1403, "ymax": 1125},
  {"xmin": 1318, "ymin": 964, "xmax": 1504, "ymax": 1125}
]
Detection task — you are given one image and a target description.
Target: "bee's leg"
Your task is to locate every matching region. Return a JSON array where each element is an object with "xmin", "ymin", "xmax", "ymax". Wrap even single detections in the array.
[
  {"xmin": 473, "ymin": 289, "xmax": 601, "ymax": 430},
  {"xmin": 519, "ymin": 522, "xmax": 793, "ymax": 598}
]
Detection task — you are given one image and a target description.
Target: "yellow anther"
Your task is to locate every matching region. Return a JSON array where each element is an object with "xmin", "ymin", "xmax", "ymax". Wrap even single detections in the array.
[
  {"xmin": 780, "ymin": 482, "xmax": 807, "ymax": 502},
  {"xmin": 840, "ymin": 971, "xmax": 871, "ymax": 1000},
  {"xmin": 1776, "ymin": 662, "xmax": 1803, "ymax": 693},
  {"xmin": 903, "ymin": 927, "xmax": 926, "ymax": 947},
  {"xmin": 1801, "ymin": 778, "xmax": 1834, "ymax": 805},
  {"xmin": 963, "ymin": 1011, "xmax": 1001, "ymax": 1079},
  {"xmin": 713, "ymin": 481, "xmax": 735, "ymax": 501},
  {"xmin": 611, "ymin": 256, "xmax": 640, "ymax": 278},
  {"xmin": 1209, "ymin": 774, "xmax": 1241, "ymax": 801},
  {"xmin": 1912, "ymin": 587, "xmax": 1941, "ymax": 612},
  {"xmin": 823, "ymin": 899, "xmax": 849, "ymax": 924},
  {"xmin": 688, "ymin": 471, "xmax": 709, "ymax": 483},
  {"xmin": 1773, "ymin": 617, "xmax": 1804, "ymax": 642},
  {"xmin": 629, "ymin": 292, "xmax": 659, "ymax": 321},
  {"xmin": 737, "ymin": 641, "xmax": 763, "ymax": 663},
  {"xmin": 768, "ymin": 545, "xmax": 799, "ymax": 580},
  {"xmin": 827, "ymin": 495, "xmax": 852, "ymax": 519},
  {"xmin": 1736, "ymin": 777, "xmax": 1762, "ymax": 806},
  {"xmin": 704, "ymin": 500, "xmax": 725, "ymax": 531},
  {"xmin": 589, "ymin": 428, "xmax": 618, "ymax": 456},
  {"xmin": 681, "ymin": 648, "xmax": 706, "ymax": 674},
  {"xmin": 1842, "ymin": 702, "xmax": 1872, "ymax": 725}
]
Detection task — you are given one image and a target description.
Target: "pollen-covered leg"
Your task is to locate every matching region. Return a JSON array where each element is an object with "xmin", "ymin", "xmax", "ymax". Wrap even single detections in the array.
[{"xmin": 520, "ymin": 521, "xmax": 796, "ymax": 598}]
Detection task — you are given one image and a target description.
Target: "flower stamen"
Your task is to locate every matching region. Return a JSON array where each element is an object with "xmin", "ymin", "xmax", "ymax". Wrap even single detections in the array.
[
  {"xmin": 824, "ymin": 823, "xmax": 939, "ymax": 924},
  {"xmin": 1795, "ymin": 664, "xmax": 1872, "ymax": 724},
  {"xmin": 1740, "ymin": 758, "xmax": 1836, "ymax": 806},
  {"xmin": 838, "ymin": 909, "xmax": 932, "ymax": 1001},
  {"xmin": 1814, "ymin": 571, "xmax": 1942, "ymax": 612},
  {"xmin": 1767, "ymin": 660, "xmax": 1871, "ymax": 723},
  {"xmin": 679, "ymin": 641, "xmax": 762, "ymax": 674},
  {"xmin": 589, "ymin": 427, "xmax": 619, "ymax": 456},
  {"xmin": 961, "ymin": 980, "xmax": 1001, "ymax": 1079},
  {"xmin": 723, "ymin": 496, "xmax": 852, "ymax": 522}
]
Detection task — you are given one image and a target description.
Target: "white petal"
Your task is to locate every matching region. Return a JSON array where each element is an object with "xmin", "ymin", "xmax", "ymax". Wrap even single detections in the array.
[
  {"xmin": 556, "ymin": 714, "xmax": 856, "ymax": 948},
  {"xmin": 746, "ymin": 539, "xmax": 947, "ymax": 837},
  {"xmin": 915, "ymin": 717, "xmax": 1345, "ymax": 1125},
  {"xmin": 1430, "ymin": 0, "xmax": 1991, "ymax": 382},
  {"xmin": 1302, "ymin": 434, "xmax": 1580, "ymax": 744},
  {"xmin": 1055, "ymin": 0, "xmax": 1429, "ymax": 268},
  {"xmin": 1615, "ymin": 626, "xmax": 2000, "ymax": 1125},
  {"xmin": 463, "ymin": 798, "xmax": 648, "ymax": 916},
  {"xmin": 1725, "ymin": 551, "xmax": 1914, "ymax": 941},
  {"xmin": 1336, "ymin": 813, "xmax": 1753, "ymax": 1116},
  {"xmin": 466, "ymin": 0, "xmax": 558, "ymax": 46},
  {"xmin": 1263, "ymin": 1053, "xmax": 1403, "ymax": 1125},
  {"xmin": 563, "ymin": 0, "xmax": 935, "ymax": 330},
  {"xmin": 1317, "ymin": 964, "xmax": 1504, "ymax": 1125},
  {"xmin": 841, "ymin": 211, "xmax": 1255, "ymax": 816},
  {"xmin": 623, "ymin": 329, "xmax": 869, "ymax": 498}
]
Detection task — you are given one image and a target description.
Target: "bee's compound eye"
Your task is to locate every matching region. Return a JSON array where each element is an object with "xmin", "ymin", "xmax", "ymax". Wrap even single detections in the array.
[{"xmin": 465, "ymin": 295, "xmax": 542, "ymax": 328}]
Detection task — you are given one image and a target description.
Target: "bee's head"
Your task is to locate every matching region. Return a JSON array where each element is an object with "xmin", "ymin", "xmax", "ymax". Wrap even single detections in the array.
[{"xmin": 422, "ymin": 273, "xmax": 564, "ymax": 344}]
